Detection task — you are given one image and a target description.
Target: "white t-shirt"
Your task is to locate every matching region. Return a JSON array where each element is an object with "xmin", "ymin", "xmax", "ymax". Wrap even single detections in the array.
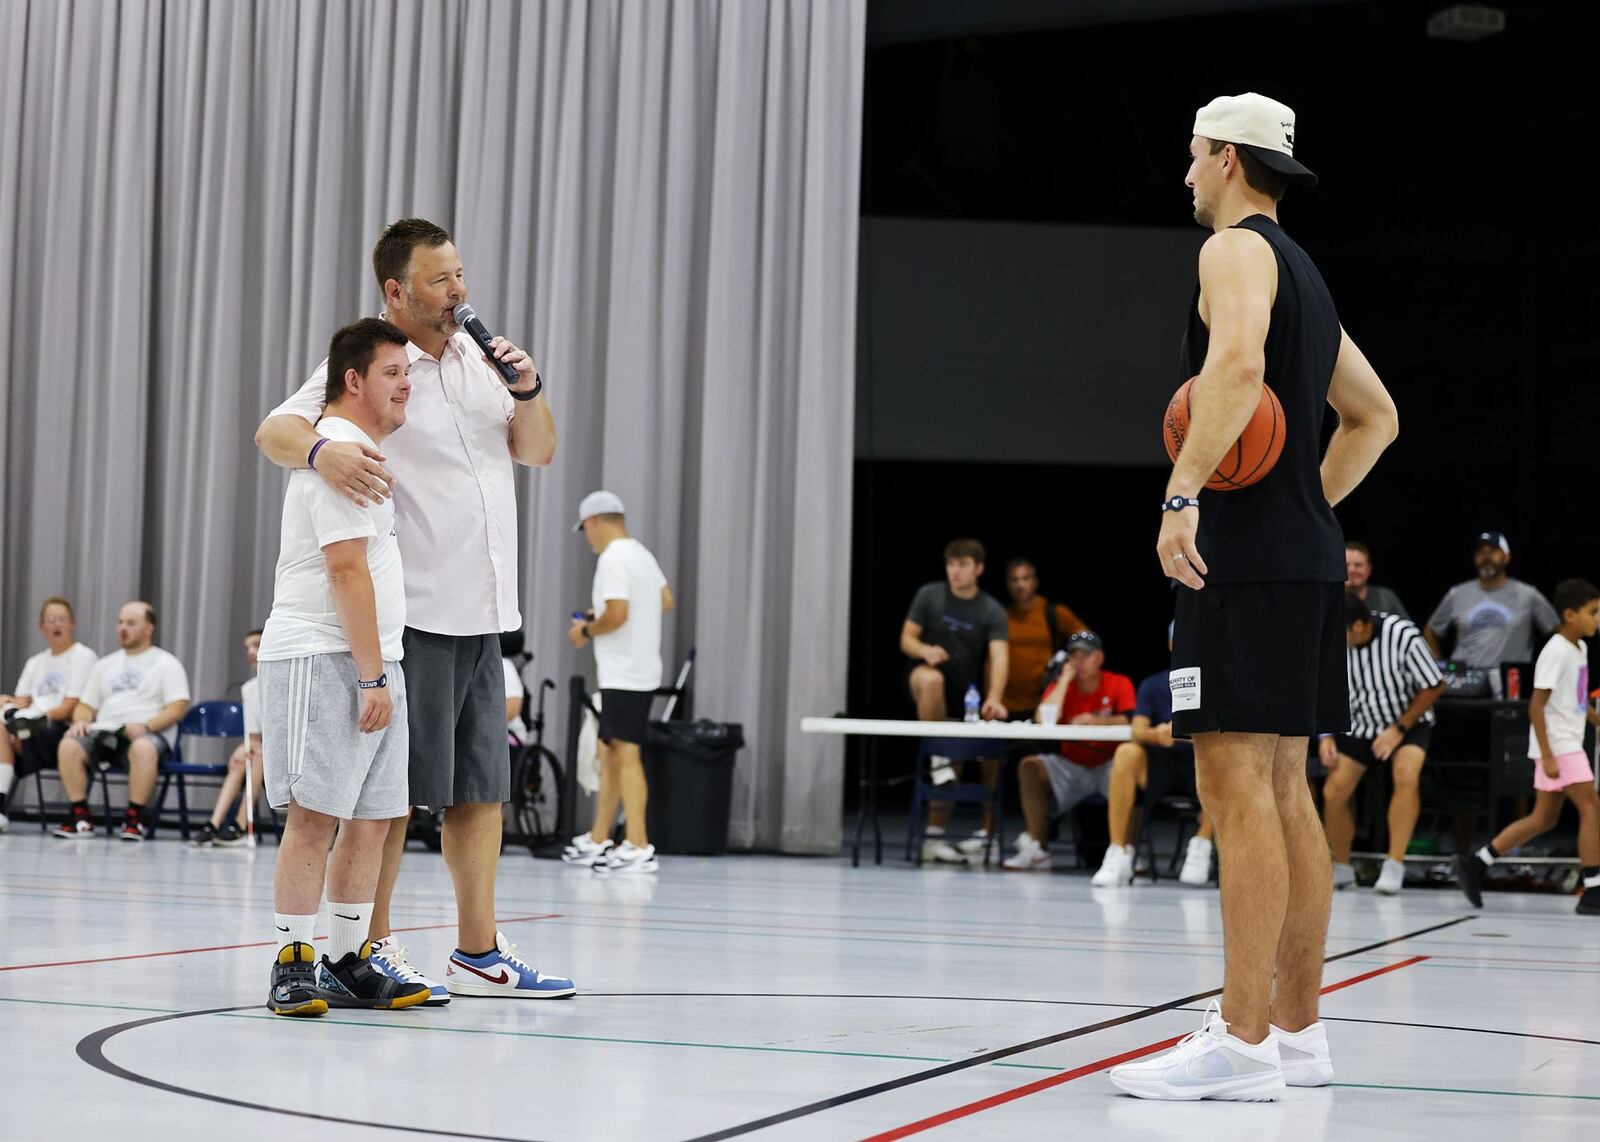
[
  {"xmin": 591, "ymin": 537, "xmax": 668, "ymax": 692},
  {"xmin": 80, "ymin": 647, "xmax": 192, "ymax": 744},
  {"xmin": 503, "ymin": 657, "xmax": 527, "ymax": 742},
  {"xmin": 14, "ymin": 643, "xmax": 99, "ymax": 713},
  {"xmin": 1529, "ymin": 634, "xmax": 1590, "ymax": 758},
  {"xmin": 241, "ymin": 676, "xmax": 262, "ymax": 738},
  {"xmin": 258, "ymin": 418, "xmax": 407, "ymax": 663}
]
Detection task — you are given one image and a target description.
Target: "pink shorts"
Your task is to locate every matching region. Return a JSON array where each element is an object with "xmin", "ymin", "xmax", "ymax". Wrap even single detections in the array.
[{"xmin": 1533, "ymin": 750, "xmax": 1596, "ymax": 793}]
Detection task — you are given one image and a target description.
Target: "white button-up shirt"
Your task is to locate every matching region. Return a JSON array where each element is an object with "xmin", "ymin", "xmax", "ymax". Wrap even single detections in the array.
[{"xmin": 271, "ymin": 333, "xmax": 521, "ymax": 637}]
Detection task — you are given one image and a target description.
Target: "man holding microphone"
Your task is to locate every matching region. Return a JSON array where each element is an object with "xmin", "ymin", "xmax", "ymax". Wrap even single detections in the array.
[{"xmin": 256, "ymin": 219, "xmax": 573, "ymax": 1000}]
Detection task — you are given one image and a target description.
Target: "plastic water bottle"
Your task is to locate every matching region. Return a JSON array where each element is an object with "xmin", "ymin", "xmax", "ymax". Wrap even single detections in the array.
[{"xmin": 963, "ymin": 683, "xmax": 981, "ymax": 723}]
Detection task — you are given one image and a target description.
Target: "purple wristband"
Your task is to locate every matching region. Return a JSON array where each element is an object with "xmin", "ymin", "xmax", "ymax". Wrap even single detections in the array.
[{"xmin": 308, "ymin": 438, "xmax": 329, "ymax": 470}]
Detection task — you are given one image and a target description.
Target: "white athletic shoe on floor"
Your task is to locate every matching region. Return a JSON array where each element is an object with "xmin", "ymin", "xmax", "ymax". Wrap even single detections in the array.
[
  {"xmin": 955, "ymin": 830, "xmax": 991, "ymax": 859},
  {"xmin": 0, "ymin": 809, "xmax": 9, "ymax": 832},
  {"xmin": 1002, "ymin": 832, "xmax": 1051, "ymax": 871},
  {"xmin": 602, "ymin": 840, "xmax": 658, "ymax": 874},
  {"xmin": 369, "ymin": 938, "xmax": 450, "ymax": 1005},
  {"xmin": 561, "ymin": 833, "xmax": 612, "ymax": 867},
  {"xmin": 920, "ymin": 828, "xmax": 967, "ymax": 865},
  {"xmin": 1374, "ymin": 858, "xmax": 1405, "ymax": 895},
  {"xmin": 1091, "ymin": 844, "xmax": 1135, "ymax": 887},
  {"xmin": 1179, "ymin": 836, "xmax": 1213, "ymax": 886},
  {"xmin": 1272, "ymin": 1021, "xmax": 1335, "ymax": 1087},
  {"xmin": 1108, "ymin": 1000, "xmax": 1284, "ymax": 1101},
  {"xmin": 1332, "ymin": 862, "xmax": 1357, "ymax": 891}
]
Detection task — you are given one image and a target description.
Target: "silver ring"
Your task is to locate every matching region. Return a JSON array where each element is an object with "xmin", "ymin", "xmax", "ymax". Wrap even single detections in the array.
[{"xmin": 1172, "ymin": 553, "xmax": 1187, "ymax": 562}]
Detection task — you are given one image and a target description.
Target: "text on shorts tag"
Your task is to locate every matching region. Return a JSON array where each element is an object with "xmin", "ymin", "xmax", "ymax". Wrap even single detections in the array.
[{"xmin": 1169, "ymin": 666, "xmax": 1201, "ymax": 712}]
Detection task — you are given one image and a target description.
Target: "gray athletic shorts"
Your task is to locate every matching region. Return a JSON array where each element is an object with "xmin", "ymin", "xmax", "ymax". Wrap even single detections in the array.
[
  {"xmin": 403, "ymin": 628, "xmax": 509, "ymax": 809},
  {"xmin": 1040, "ymin": 754, "xmax": 1113, "ymax": 812},
  {"xmin": 260, "ymin": 654, "xmax": 409, "ymax": 820}
]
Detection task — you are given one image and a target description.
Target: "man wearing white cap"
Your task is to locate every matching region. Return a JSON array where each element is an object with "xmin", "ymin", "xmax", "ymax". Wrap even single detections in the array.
[
  {"xmin": 564, "ymin": 492, "xmax": 673, "ymax": 873},
  {"xmin": 1125, "ymin": 94, "xmax": 1401, "ymax": 1101}
]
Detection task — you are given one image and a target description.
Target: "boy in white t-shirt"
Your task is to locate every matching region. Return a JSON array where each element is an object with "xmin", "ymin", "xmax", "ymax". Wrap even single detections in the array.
[
  {"xmin": 53, "ymin": 602, "xmax": 191, "ymax": 841},
  {"xmin": 0, "ymin": 596, "xmax": 98, "ymax": 831},
  {"xmin": 192, "ymin": 628, "xmax": 265, "ymax": 848},
  {"xmin": 1458, "ymin": 578, "xmax": 1600, "ymax": 915},
  {"xmin": 564, "ymin": 492, "xmax": 672, "ymax": 874}
]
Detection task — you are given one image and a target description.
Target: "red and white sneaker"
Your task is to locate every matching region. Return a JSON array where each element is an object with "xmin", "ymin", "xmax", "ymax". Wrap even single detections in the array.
[
  {"xmin": 54, "ymin": 813, "xmax": 96, "ymax": 839},
  {"xmin": 120, "ymin": 816, "xmax": 148, "ymax": 842}
]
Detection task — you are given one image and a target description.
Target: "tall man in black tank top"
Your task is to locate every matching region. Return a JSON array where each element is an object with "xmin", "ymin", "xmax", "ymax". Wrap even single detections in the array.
[{"xmin": 1111, "ymin": 94, "xmax": 1400, "ymax": 1103}]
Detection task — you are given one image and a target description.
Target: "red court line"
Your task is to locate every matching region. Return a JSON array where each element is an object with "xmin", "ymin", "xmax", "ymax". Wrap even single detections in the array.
[
  {"xmin": 861, "ymin": 954, "xmax": 1431, "ymax": 1142},
  {"xmin": 0, "ymin": 914, "xmax": 560, "ymax": 973}
]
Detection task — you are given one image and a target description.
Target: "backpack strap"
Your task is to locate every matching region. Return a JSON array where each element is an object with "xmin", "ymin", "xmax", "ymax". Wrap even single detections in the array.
[{"xmin": 1042, "ymin": 598, "xmax": 1063, "ymax": 654}]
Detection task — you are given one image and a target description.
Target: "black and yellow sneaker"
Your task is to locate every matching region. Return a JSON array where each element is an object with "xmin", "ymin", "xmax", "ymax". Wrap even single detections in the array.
[
  {"xmin": 316, "ymin": 942, "xmax": 431, "ymax": 1010},
  {"xmin": 268, "ymin": 942, "xmax": 330, "ymax": 1017}
]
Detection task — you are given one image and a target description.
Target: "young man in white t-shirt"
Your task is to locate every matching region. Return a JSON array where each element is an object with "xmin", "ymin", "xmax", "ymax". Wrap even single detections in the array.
[
  {"xmin": 0, "ymin": 596, "xmax": 98, "ymax": 831},
  {"xmin": 257, "ymin": 319, "xmax": 433, "ymax": 1016},
  {"xmin": 53, "ymin": 602, "xmax": 190, "ymax": 841},
  {"xmin": 1458, "ymin": 578, "xmax": 1600, "ymax": 916},
  {"xmin": 564, "ymin": 492, "xmax": 673, "ymax": 874},
  {"xmin": 192, "ymin": 628, "xmax": 265, "ymax": 848}
]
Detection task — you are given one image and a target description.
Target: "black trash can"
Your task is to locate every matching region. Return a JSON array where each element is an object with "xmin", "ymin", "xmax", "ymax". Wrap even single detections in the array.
[{"xmin": 642, "ymin": 719, "xmax": 744, "ymax": 855}]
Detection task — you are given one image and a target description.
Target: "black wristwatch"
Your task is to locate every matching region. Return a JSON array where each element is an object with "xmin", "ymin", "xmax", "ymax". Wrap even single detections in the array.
[
  {"xmin": 1160, "ymin": 495, "xmax": 1200, "ymax": 514},
  {"xmin": 581, "ymin": 624, "xmax": 591, "ymax": 639},
  {"xmin": 508, "ymin": 372, "xmax": 543, "ymax": 401},
  {"xmin": 357, "ymin": 673, "xmax": 388, "ymax": 690}
]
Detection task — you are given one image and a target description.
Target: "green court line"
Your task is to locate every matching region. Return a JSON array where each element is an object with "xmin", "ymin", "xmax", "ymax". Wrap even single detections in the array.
[
  {"xmin": 1334, "ymin": 1082, "xmax": 1600, "ymax": 1103},
  {"xmin": 0, "ymin": 995, "xmax": 180, "ymax": 1015}
]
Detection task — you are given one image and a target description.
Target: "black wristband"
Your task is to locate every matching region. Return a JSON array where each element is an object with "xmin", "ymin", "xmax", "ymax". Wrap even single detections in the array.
[
  {"xmin": 509, "ymin": 372, "xmax": 543, "ymax": 402},
  {"xmin": 581, "ymin": 624, "xmax": 591, "ymax": 639},
  {"xmin": 357, "ymin": 673, "xmax": 388, "ymax": 690}
]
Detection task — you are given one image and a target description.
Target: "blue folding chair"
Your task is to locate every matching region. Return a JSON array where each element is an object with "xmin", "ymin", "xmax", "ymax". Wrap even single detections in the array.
[
  {"xmin": 905, "ymin": 733, "xmax": 1007, "ymax": 866},
  {"xmin": 154, "ymin": 701, "xmax": 244, "ymax": 839}
]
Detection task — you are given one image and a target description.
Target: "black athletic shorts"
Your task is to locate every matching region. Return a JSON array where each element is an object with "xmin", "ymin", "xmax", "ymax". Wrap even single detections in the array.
[
  {"xmin": 1334, "ymin": 722, "xmax": 1433, "ymax": 767},
  {"xmin": 599, "ymin": 688, "xmax": 655, "ymax": 746},
  {"xmin": 905, "ymin": 662, "xmax": 977, "ymax": 720},
  {"xmin": 1171, "ymin": 581, "xmax": 1348, "ymax": 738},
  {"xmin": 8, "ymin": 719, "xmax": 66, "ymax": 776}
]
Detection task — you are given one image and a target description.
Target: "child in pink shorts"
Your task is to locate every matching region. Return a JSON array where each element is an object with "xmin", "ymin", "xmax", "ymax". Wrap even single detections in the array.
[{"xmin": 1458, "ymin": 578, "xmax": 1600, "ymax": 915}]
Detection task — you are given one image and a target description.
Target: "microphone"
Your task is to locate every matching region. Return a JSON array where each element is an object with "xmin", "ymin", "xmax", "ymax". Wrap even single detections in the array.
[{"xmin": 453, "ymin": 303, "xmax": 541, "ymax": 398}]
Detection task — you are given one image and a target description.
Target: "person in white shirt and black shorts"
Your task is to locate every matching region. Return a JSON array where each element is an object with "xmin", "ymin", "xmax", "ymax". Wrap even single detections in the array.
[
  {"xmin": 1319, "ymin": 593, "xmax": 1446, "ymax": 897},
  {"xmin": 1, "ymin": 596, "xmax": 97, "ymax": 832},
  {"xmin": 564, "ymin": 492, "xmax": 673, "ymax": 874}
]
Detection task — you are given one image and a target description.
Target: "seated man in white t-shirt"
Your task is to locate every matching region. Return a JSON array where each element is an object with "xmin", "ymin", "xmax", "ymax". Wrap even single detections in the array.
[
  {"xmin": 192, "ymin": 628, "xmax": 265, "ymax": 848},
  {"xmin": 54, "ymin": 601, "xmax": 191, "ymax": 841},
  {"xmin": 564, "ymin": 492, "xmax": 672, "ymax": 874},
  {"xmin": 0, "ymin": 596, "xmax": 98, "ymax": 831}
]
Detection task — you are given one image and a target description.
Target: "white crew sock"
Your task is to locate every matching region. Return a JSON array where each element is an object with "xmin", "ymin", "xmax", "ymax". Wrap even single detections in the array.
[
  {"xmin": 0, "ymin": 761, "xmax": 15, "ymax": 799},
  {"xmin": 328, "ymin": 902, "xmax": 373, "ymax": 960},
  {"xmin": 1583, "ymin": 870, "xmax": 1600, "ymax": 890},
  {"xmin": 273, "ymin": 911, "xmax": 317, "ymax": 950},
  {"xmin": 1476, "ymin": 845, "xmax": 1497, "ymax": 867}
]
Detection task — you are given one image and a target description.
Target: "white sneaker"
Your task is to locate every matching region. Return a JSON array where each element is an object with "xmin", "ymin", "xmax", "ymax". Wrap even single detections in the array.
[
  {"xmin": 1091, "ymin": 844, "xmax": 1135, "ymax": 888},
  {"xmin": 562, "ymin": 833, "xmax": 612, "ymax": 867},
  {"xmin": 1003, "ymin": 831, "xmax": 1051, "ymax": 871},
  {"xmin": 920, "ymin": 827, "xmax": 966, "ymax": 864},
  {"xmin": 1374, "ymin": 858, "xmax": 1405, "ymax": 895},
  {"xmin": 1332, "ymin": 862, "xmax": 1356, "ymax": 891},
  {"xmin": 1179, "ymin": 836, "xmax": 1213, "ymax": 886},
  {"xmin": 1109, "ymin": 1000, "xmax": 1284, "ymax": 1101},
  {"xmin": 602, "ymin": 840, "xmax": 659, "ymax": 874},
  {"xmin": 445, "ymin": 931, "xmax": 575, "ymax": 999},
  {"xmin": 369, "ymin": 938, "xmax": 450, "ymax": 1005},
  {"xmin": 0, "ymin": 809, "xmax": 9, "ymax": 832},
  {"xmin": 1272, "ymin": 1021, "xmax": 1334, "ymax": 1087}
]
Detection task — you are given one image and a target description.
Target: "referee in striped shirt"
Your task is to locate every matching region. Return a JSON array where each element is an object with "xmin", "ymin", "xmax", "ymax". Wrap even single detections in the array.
[{"xmin": 1319, "ymin": 593, "xmax": 1447, "ymax": 896}]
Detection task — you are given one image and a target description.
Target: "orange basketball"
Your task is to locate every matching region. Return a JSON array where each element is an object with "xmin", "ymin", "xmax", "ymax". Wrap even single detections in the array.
[{"xmin": 1162, "ymin": 377, "xmax": 1286, "ymax": 491}]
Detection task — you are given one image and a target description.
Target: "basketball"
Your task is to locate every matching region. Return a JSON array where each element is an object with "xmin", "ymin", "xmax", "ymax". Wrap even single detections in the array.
[{"xmin": 1162, "ymin": 376, "xmax": 1286, "ymax": 491}]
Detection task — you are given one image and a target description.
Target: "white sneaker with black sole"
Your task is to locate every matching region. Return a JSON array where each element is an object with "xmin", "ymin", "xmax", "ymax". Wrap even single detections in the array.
[
  {"xmin": 1108, "ymin": 1000, "xmax": 1284, "ymax": 1101},
  {"xmin": 602, "ymin": 841, "xmax": 658, "ymax": 874},
  {"xmin": 1272, "ymin": 1021, "xmax": 1334, "ymax": 1087},
  {"xmin": 562, "ymin": 833, "xmax": 612, "ymax": 867}
]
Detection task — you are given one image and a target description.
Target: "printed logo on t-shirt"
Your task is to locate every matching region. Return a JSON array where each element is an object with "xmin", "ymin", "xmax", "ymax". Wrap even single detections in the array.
[
  {"xmin": 34, "ymin": 670, "xmax": 67, "ymax": 699},
  {"xmin": 1578, "ymin": 664, "xmax": 1591, "ymax": 715},
  {"xmin": 940, "ymin": 613, "xmax": 977, "ymax": 633},
  {"xmin": 1170, "ymin": 667, "xmax": 1201, "ymax": 712},
  {"xmin": 1464, "ymin": 601, "xmax": 1513, "ymax": 632},
  {"xmin": 107, "ymin": 670, "xmax": 146, "ymax": 696}
]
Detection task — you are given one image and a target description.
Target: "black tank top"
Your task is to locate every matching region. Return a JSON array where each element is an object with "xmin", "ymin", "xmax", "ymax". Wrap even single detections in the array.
[{"xmin": 1179, "ymin": 214, "xmax": 1344, "ymax": 583}]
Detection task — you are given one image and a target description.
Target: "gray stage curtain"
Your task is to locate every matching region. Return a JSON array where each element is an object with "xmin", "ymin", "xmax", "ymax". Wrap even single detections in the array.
[{"xmin": 0, "ymin": 0, "xmax": 862, "ymax": 853}]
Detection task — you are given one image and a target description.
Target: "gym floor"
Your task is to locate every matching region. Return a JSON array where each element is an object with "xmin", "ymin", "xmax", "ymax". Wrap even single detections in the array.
[{"xmin": 1, "ymin": 830, "xmax": 1593, "ymax": 1140}]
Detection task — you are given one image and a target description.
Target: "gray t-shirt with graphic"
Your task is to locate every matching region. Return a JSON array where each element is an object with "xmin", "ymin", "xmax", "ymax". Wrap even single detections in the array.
[{"xmin": 1426, "ymin": 578, "xmax": 1559, "ymax": 668}]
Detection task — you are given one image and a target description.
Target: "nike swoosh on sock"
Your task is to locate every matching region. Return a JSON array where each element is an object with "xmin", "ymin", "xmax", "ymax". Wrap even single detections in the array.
[{"xmin": 334, "ymin": 913, "xmax": 361, "ymax": 921}]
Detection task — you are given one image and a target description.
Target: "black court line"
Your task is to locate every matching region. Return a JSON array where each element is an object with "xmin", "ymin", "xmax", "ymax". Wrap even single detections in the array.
[
  {"xmin": 684, "ymin": 915, "xmax": 1476, "ymax": 1142},
  {"xmin": 1317, "ymin": 1014, "xmax": 1600, "ymax": 1047},
  {"xmin": 76, "ymin": 1006, "xmax": 550, "ymax": 1142}
]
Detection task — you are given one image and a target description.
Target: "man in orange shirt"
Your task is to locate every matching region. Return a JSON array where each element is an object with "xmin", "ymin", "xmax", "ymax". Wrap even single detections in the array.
[
  {"xmin": 1005, "ymin": 632, "xmax": 1135, "ymax": 869},
  {"xmin": 1002, "ymin": 559, "xmax": 1088, "ymax": 720}
]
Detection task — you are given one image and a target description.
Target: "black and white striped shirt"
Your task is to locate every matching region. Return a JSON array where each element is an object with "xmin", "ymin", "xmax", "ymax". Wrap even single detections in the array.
[{"xmin": 1347, "ymin": 613, "xmax": 1445, "ymax": 739}]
